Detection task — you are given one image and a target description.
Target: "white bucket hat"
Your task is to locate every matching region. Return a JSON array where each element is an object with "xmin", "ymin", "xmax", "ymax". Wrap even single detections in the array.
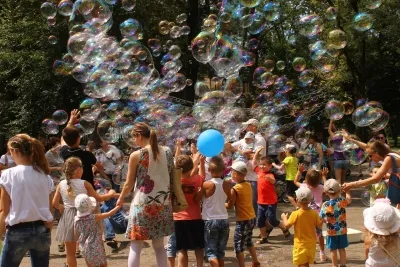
[
  {"xmin": 363, "ymin": 201, "xmax": 400, "ymax": 235},
  {"xmin": 75, "ymin": 194, "xmax": 97, "ymax": 217}
]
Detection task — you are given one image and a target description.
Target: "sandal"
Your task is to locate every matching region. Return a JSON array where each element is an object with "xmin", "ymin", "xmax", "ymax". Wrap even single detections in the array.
[
  {"xmin": 283, "ymin": 229, "xmax": 291, "ymax": 240},
  {"xmin": 58, "ymin": 244, "xmax": 65, "ymax": 253},
  {"xmin": 256, "ymin": 237, "xmax": 269, "ymax": 244},
  {"xmin": 106, "ymin": 239, "xmax": 118, "ymax": 250},
  {"xmin": 251, "ymin": 262, "xmax": 261, "ymax": 267}
]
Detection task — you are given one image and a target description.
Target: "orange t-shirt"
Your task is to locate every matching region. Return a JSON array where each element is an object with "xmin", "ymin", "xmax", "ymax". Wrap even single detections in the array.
[
  {"xmin": 255, "ymin": 167, "xmax": 277, "ymax": 205},
  {"xmin": 173, "ymin": 174, "xmax": 204, "ymax": 220}
]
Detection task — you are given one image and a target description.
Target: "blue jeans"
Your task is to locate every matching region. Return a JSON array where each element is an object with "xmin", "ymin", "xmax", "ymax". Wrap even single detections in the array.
[
  {"xmin": 0, "ymin": 223, "xmax": 51, "ymax": 267},
  {"xmin": 101, "ymin": 199, "xmax": 128, "ymax": 240},
  {"xmin": 166, "ymin": 232, "xmax": 176, "ymax": 258},
  {"xmin": 249, "ymin": 181, "xmax": 258, "ymax": 217},
  {"xmin": 204, "ymin": 219, "xmax": 230, "ymax": 260}
]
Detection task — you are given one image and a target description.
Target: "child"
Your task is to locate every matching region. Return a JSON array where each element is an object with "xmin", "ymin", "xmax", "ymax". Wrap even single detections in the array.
[
  {"xmin": 236, "ymin": 132, "xmax": 256, "ymax": 163},
  {"xmin": 74, "ymin": 194, "xmax": 121, "ymax": 267},
  {"xmin": 252, "ymin": 148, "xmax": 290, "ymax": 244},
  {"xmin": 272, "ymin": 146, "xmax": 299, "ymax": 208},
  {"xmin": 320, "ymin": 179, "xmax": 351, "ymax": 267},
  {"xmin": 281, "ymin": 187, "xmax": 323, "ymax": 267},
  {"xmin": 363, "ymin": 200, "xmax": 400, "ymax": 266},
  {"xmin": 225, "ymin": 161, "xmax": 260, "ymax": 267},
  {"xmin": 171, "ymin": 155, "xmax": 205, "ymax": 267},
  {"xmin": 293, "ymin": 164, "xmax": 328, "ymax": 261},
  {"xmin": 200, "ymin": 156, "xmax": 230, "ymax": 267},
  {"xmin": 368, "ymin": 166, "xmax": 388, "ymax": 206},
  {"xmin": 52, "ymin": 157, "xmax": 117, "ymax": 267}
]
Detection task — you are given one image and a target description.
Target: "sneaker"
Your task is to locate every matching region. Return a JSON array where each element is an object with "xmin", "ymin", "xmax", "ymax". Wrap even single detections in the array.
[{"xmin": 319, "ymin": 251, "xmax": 327, "ymax": 262}]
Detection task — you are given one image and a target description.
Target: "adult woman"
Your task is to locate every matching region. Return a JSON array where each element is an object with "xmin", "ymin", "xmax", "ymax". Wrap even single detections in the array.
[
  {"xmin": 45, "ymin": 136, "xmax": 64, "ymax": 187},
  {"xmin": 0, "ymin": 134, "xmax": 54, "ymax": 266},
  {"xmin": 328, "ymin": 120, "xmax": 349, "ymax": 184},
  {"xmin": 305, "ymin": 133, "xmax": 325, "ymax": 170},
  {"xmin": 117, "ymin": 122, "xmax": 174, "ymax": 267},
  {"xmin": 342, "ymin": 141, "xmax": 400, "ymax": 208}
]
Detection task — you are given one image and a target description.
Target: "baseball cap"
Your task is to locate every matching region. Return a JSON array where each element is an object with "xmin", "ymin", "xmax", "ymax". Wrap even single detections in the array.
[
  {"xmin": 295, "ymin": 187, "xmax": 312, "ymax": 203},
  {"xmin": 324, "ymin": 179, "xmax": 341, "ymax": 193},
  {"xmin": 75, "ymin": 194, "xmax": 97, "ymax": 217},
  {"xmin": 231, "ymin": 161, "xmax": 248, "ymax": 175},
  {"xmin": 242, "ymin": 119, "xmax": 259, "ymax": 127},
  {"xmin": 244, "ymin": 132, "xmax": 255, "ymax": 140}
]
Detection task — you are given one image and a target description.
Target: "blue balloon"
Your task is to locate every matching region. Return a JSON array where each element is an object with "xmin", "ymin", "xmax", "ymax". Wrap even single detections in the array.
[{"xmin": 197, "ymin": 129, "xmax": 225, "ymax": 157}]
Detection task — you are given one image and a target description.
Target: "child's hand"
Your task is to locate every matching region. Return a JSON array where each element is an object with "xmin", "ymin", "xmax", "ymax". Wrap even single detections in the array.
[
  {"xmin": 200, "ymin": 155, "xmax": 206, "ymax": 164},
  {"xmin": 298, "ymin": 163, "xmax": 305, "ymax": 173},
  {"xmin": 321, "ymin": 167, "xmax": 329, "ymax": 177},
  {"xmin": 255, "ymin": 146, "xmax": 264, "ymax": 154},
  {"xmin": 281, "ymin": 213, "xmax": 288, "ymax": 220},
  {"xmin": 109, "ymin": 189, "xmax": 116, "ymax": 195}
]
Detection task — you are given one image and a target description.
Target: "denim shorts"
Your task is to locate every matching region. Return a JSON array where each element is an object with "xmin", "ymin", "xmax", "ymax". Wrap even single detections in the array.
[
  {"xmin": 257, "ymin": 204, "xmax": 280, "ymax": 228},
  {"xmin": 166, "ymin": 232, "xmax": 176, "ymax": 258},
  {"xmin": 327, "ymin": 234, "xmax": 349, "ymax": 250},
  {"xmin": 204, "ymin": 219, "xmax": 230, "ymax": 260},
  {"xmin": 334, "ymin": 160, "xmax": 349, "ymax": 170},
  {"xmin": 234, "ymin": 218, "xmax": 256, "ymax": 253}
]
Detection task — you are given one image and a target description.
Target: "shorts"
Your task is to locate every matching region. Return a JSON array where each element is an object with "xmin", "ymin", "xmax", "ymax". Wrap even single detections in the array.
[
  {"xmin": 257, "ymin": 204, "xmax": 280, "ymax": 228},
  {"xmin": 327, "ymin": 235, "xmax": 349, "ymax": 250},
  {"xmin": 166, "ymin": 233, "xmax": 176, "ymax": 258},
  {"xmin": 174, "ymin": 220, "xmax": 204, "ymax": 251},
  {"xmin": 293, "ymin": 246, "xmax": 316, "ymax": 265},
  {"xmin": 286, "ymin": 180, "xmax": 297, "ymax": 197},
  {"xmin": 334, "ymin": 160, "xmax": 349, "ymax": 170},
  {"xmin": 204, "ymin": 219, "xmax": 230, "ymax": 260},
  {"xmin": 234, "ymin": 218, "xmax": 256, "ymax": 253}
]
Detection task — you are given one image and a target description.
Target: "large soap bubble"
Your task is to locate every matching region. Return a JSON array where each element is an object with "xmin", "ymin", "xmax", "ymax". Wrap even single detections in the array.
[
  {"xmin": 97, "ymin": 119, "xmax": 120, "ymax": 143},
  {"xmin": 352, "ymin": 105, "xmax": 382, "ymax": 127},
  {"xmin": 52, "ymin": 110, "xmax": 69, "ymax": 125},
  {"xmin": 42, "ymin": 119, "xmax": 59, "ymax": 135},
  {"xmin": 328, "ymin": 131, "xmax": 349, "ymax": 152},
  {"xmin": 325, "ymin": 100, "xmax": 344, "ymax": 120},
  {"xmin": 79, "ymin": 98, "xmax": 102, "ymax": 121},
  {"xmin": 328, "ymin": 29, "xmax": 347, "ymax": 49},
  {"xmin": 191, "ymin": 31, "xmax": 215, "ymax": 64},
  {"xmin": 299, "ymin": 14, "xmax": 323, "ymax": 37},
  {"xmin": 354, "ymin": 13, "xmax": 373, "ymax": 32},
  {"xmin": 369, "ymin": 110, "xmax": 389, "ymax": 131}
]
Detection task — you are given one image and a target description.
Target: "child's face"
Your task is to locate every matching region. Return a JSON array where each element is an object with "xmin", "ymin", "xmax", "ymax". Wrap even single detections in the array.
[
  {"xmin": 259, "ymin": 160, "xmax": 272, "ymax": 172},
  {"xmin": 231, "ymin": 170, "xmax": 244, "ymax": 183},
  {"xmin": 245, "ymin": 138, "xmax": 254, "ymax": 145}
]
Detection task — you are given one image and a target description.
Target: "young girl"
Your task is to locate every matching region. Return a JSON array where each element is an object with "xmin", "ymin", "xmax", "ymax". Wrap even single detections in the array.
[
  {"xmin": 74, "ymin": 194, "xmax": 121, "ymax": 267},
  {"xmin": 364, "ymin": 200, "xmax": 400, "ymax": 266},
  {"xmin": 368, "ymin": 166, "xmax": 388, "ymax": 206},
  {"xmin": 294, "ymin": 164, "xmax": 328, "ymax": 262},
  {"xmin": 53, "ymin": 157, "xmax": 117, "ymax": 267}
]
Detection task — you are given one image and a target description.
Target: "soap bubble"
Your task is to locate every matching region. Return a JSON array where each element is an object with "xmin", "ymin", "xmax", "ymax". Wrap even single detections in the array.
[
  {"xmin": 354, "ymin": 13, "xmax": 373, "ymax": 32},
  {"xmin": 194, "ymin": 81, "xmax": 211, "ymax": 97},
  {"xmin": 79, "ymin": 98, "xmax": 102, "ymax": 121},
  {"xmin": 122, "ymin": 125, "xmax": 136, "ymax": 147},
  {"xmin": 239, "ymin": 0, "xmax": 261, "ymax": 8},
  {"xmin": 58, "ymin": 0, "xmax": 73, "ymax": 16},
  {"xmin": 248, "ymin": 38, "xmax": 260, "ymax": 50},
  {"xmin": 240, "ymin": 14, "xmax": 254, "ymax": 28},
  {"xmin": 328, "ymin": 29, "xmax": 347, "ymax": 49},
  {"xmin": 97, "ymin": 119, "xmax": 120, "ymax": 143},
  {"xmin": 352, "ymin": 105, "xmax": 382, "ymax": 127},
  {"xmin": 299, "ymin": 14, "xmax": 323, "ymax": 37},
  {"xmin": 369, "ymin": 110, "xmax": 389, "ymax": 131},
  {"xmin": 325, "ymin": 7, "xmax": 337, "ymax": 21},
  {"xmin": 296, "ymin": 115, "xmax": 310, "ymax": 128},
  {"xmin": 121, "ymin": 0, "xmax": 136, "ymax": 11},
  {"xmin": 77, "ymin": 0, "xmax": 95, "ymax": 15},
  {"xmin": 345, "ymin": 147, "xmax": 368, "ymax": 165},
  {"xmin": 40, "ymin": 2, "xmax": 56, "ymax": 18},
  {"xmin": 328, "ymin": 131, "xmax": 348, "ymax": 152},
  {"xmin": 80, "ymin": 119, "xmax": 96, "ymax": 135},
  {"xmin": 298, "ymin": 69, "xmax": 314, "ymax": 86},
  {"xmin": 191, "ymin": 31, "xmax": 215, "ymax": 64},
  {"xmin": 41, "ymin": 119, "xmax": 59, "ymax": 135},
  {"xmin": 365, "ymin": 101, "xmax": 383, "ymax": 110},
  {"xmin": 220, "ymin": 12, "xmax": 232, "ymax": 23},
  {"xmin": 48, "ymin": 35, "xmax": 58, "ymax": 45},
  {"xmin": 52, "ymin": 110, "xmax": 68, "ymax": 125},
  {"xmin": 292, "ymin": 57, "xmax": 306, "ymax": 72},
  {"xmin": 276, "ymin": 60, "xmax": 285, "ymax": 70},
  {"xmin": 176, "ymin": 13, "xmax": 187, "ymax": 24},
  {"xmin": 342, "ymin": 101, "xmax": 354, "ymax": 115},
  {"xmin": 263, "ymin": 59, "xmax": 275, "ymax": 72},
  {"xmin": 158, "ymin": 20, "xmax": 170, "ymax": 35},
  {"xmin": 325, "ymin": 100, "xmax": 345, "ymax": 120},
  {"xmin": 263, "ymin": 2, "xmax": 280, "ymax": 22},
  {"xmin": 248, "ymin": 12, "xmax": 266, "ymax": 34},
  {"xmin": 120, "ymin": 19, "xmax": 142, "ymax": 39},
  {"xmin": 365, "ymin": 0, "xmax": 382, "ymax": 9},
  {"xmin": 356, "ymin": 98, "xmax": 368, "ymax": 107},
  {"xmin": 181, "ymin": 25, "xmax": 191, "ymax": 35}
]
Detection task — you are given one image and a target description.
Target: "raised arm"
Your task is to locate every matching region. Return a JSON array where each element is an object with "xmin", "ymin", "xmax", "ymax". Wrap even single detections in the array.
[
  {"xmin": 61, "ymin": 109, "xmax": 80, "ymax": 146},
  {"xmin": 294, "ymin": 163, "xmax": 305, "ymax": 188},
  {"xmin": 252, "ymin": 146, "xmax": 263, "ymax": 168},
  {"xmin": 328, "ymin": 120, "xmax": 335, "ymax": 138},
  {"xmin": 321, "ymin": 167, "xmax": 328, "ymax": 184},
  {"xmin": 95, "ymin": 205, "xmax": 121, "ymax": 222}
]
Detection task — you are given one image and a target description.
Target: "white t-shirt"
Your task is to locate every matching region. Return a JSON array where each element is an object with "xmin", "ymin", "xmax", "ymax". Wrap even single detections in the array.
[
  {"xmin": 59, "ymin": 179, "xmax": 88, "ymax": 208},
  {"xmin": 232, "ymin": 132, "xmax": 267, "ymax": 156},
  {"xmin": 0, "ymin": 165, "xmax": 54, "ymax": 226},
  {"xmin": 95, "ymin": 145, "xmax": 122, "ymax": 174},
  {"xmin": 0, "ymin": 154, "xmax": 15, "ymax": 168}
]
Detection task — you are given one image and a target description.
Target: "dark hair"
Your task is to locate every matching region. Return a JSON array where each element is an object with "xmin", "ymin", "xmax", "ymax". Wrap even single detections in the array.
[
  {"xmin": 62, "ymin": 126, "xmax": 80, "ymax": 147},
  {"xmin": 260, "ymin": 156, "xmax": 273, "ymax": 165},
  {"xmin": 306, "ymin": 169, "xmax": 321, "ymax": 188},
  {"xmin": 8, "ymin": 134, "xmax": 50, "ymax": 175},
  {"xmin": 175, "ymin": 155, "xmax": 194, "ymax": 174},
  {"xmin": 48, "ymin": 136, "xmax": 60, "ymax": 149},
  {"xmin": 308, "ymin": 133, "xmax": 318, "ymax": 141},
  {"xmin": 208, "ymin": 156, "xmax": 225, "ymax": 176},
  {"xmin": 133, "ymin": 122, "xmax": 159, "ymax": 160},
  {"xmin": 288, "ymin": 147, "xmax": 297, "ymax": 154},
  {"xmin": 368, "ymin": 141, "xmax": 390, "ymax": 157}
]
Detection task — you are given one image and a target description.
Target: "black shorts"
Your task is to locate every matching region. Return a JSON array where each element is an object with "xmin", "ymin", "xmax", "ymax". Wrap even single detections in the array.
[
  {"xmin": 174, "ymin": 220, "xmax": 205, "ymax": 251},
  {"xmin": 286, "ymin": 180, "xmax": 297, "ymax": 197}
]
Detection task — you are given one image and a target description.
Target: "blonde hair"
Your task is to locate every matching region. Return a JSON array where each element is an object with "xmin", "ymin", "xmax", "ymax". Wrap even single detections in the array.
[
  {"xmin": 62, "ymin": 157, "xmax": 82, "ymax": 197},
  {"xmin": 366, "ymin": 230, "xmax": 400, "ymax": 253}
]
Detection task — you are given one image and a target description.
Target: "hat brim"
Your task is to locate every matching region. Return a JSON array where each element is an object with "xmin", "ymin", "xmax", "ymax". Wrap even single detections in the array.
[
  {"xmin": 231, "ymin": 168, "xmax": 247, "ymax": 175},
  {"xmin": 364, "ymin": 207, "xmax": 400, "ymax": 235}
]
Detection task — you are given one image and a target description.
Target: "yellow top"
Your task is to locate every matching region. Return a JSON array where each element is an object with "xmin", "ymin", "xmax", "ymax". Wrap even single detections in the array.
[
  {"xmin": 287, "ymin": 209, "xmax": 320, "ymax": 248},
  {"xmin": 283, "ymin": 156, "xmax": 299, "ymax": 181},
  {"xmin": 233, "ymin": 181, "xmax": 256, "ymax": 221}
]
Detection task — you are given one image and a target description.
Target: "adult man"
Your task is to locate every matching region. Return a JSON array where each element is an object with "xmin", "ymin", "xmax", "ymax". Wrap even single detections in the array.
[{"xmin": 95, "ymin": 141, "xmax": 123, "ymax": 191}]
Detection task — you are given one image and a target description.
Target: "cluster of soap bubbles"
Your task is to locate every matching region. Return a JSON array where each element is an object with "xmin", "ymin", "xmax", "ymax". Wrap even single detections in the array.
[
  {"xmin": 158, "ymin": 13, "xmax": 191, "ymax": 39},
  {"xmin": 41, "ymin": 110, "xmax": 69, "ymax": 134}
]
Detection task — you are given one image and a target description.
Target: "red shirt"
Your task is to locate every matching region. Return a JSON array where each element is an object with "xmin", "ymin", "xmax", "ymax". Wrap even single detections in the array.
[
  {"xmin": 255, "ymin": 167, "xmax": 277, "ymax": 205},
  {"xmin": 173, "ymin": 174, "xmax": 203, "ymax": 220}
]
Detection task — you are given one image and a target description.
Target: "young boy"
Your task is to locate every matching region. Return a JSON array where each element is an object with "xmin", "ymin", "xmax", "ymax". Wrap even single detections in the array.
[
  {"xmin": 253, "ymin": 148, "xmax": 290, "ymax": 244},
  {"xmin": 200, "ymin": 156, "xmax": 230, "ymax": 267},
  {"xmin": 171, "ymin": 155, "xmax": 205, "ymax": 267},
  {"xmin": 273, "ymin": 146, "xmax": 299, "ymax": 208},
  {"xmin": 281, "ymin": 187, "xmax": 323, "ymax": 267},
  {"xmin": 225, "ymin": 161, "xmax": 260, "ymax": 267},
  {"xmin": 320, "ymin": 179, "xmax": 352, "ymax": 267}
]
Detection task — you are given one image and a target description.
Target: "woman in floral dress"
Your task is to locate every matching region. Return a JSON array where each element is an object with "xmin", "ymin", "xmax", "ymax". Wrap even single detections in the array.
[{"xmin": 117, "ymin": 122, "xmax": 174, "ymax": 267}]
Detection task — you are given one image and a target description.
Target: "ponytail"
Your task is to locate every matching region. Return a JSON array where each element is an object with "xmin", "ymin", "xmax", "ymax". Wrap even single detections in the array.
[{"xmin": 150, "ymin": 129, "xmax": 159, "ymax": 160}]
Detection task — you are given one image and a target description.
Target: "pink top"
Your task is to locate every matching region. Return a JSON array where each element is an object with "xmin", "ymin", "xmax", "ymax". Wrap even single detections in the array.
[
  {"xmin": 300, "ymin": 183, "xmax": 324, "ymax": 211},
  {"xmin": 173, "ymin": 174, "xmax": 203, "ymax": 220}
]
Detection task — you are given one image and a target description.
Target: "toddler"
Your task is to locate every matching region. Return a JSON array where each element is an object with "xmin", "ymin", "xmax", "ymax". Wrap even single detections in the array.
[
  {"xmin": 368, "ymin": 166, "xmax": 388, "ymax": 206},
  {"xmin": 236, "ymin": 132, "xmax": 256, "ymax": 163}
]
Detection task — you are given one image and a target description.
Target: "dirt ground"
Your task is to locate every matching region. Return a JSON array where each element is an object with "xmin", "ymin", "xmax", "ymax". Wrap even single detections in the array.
[{"xmin": 21, "ymin": 164, "xmax": 372, "ymax": 267}]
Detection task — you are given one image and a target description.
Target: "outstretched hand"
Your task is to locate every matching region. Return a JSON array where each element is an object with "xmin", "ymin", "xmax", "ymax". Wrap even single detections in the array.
[{"xmin": 68, "ymin": 109, "xmax": 80, "ymax": 126}]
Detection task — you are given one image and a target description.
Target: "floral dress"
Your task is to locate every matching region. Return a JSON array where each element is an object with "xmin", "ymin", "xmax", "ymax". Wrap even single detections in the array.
[
  {"xmin": 75, "ymin": 214, "xmax": 107, "ymax": 266},
  {"xmin": 126, "ymin": 147, "xmax": 174, "ymax": 240}
]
